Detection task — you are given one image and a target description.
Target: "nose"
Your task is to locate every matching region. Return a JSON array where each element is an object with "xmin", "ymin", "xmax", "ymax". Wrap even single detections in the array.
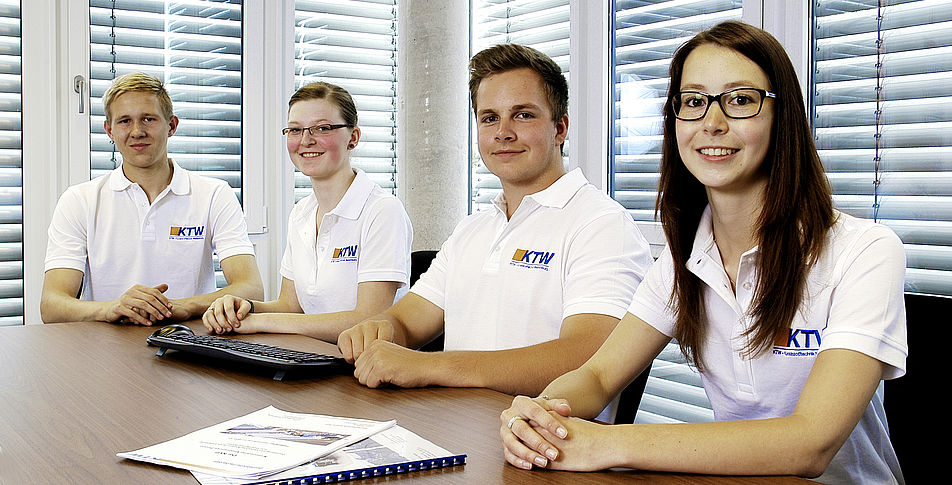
[
  {"xmin": 701, "ymin": 100, "xmax": 728, "ymax": 135},
  {"xmin": 130, "ymin": 120, "xmax": 146, "ymax": 137},
  {"xmin": 494, "ymin": 118, "xmax": 516, "ymax": 142},
  {"xmin": 299, "ymin": 129, "xmax": 317, "ymax": 145}
]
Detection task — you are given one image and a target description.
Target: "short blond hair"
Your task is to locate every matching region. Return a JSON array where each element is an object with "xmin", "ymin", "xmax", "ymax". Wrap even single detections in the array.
[{"xmin": 102, "ymin": 72, "xmax": 174, "ymax": 123}]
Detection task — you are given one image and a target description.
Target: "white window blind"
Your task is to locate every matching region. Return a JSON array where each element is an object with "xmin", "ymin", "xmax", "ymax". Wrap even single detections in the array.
[
  {"xmin": 0, "ymin": 0, "xmax": 19, "ymax": 326},
  {"xmin": 293, "ymin": 0, "xmax": 397, "ymax": 202},
  {"xmin": 814, "ymin": 0, "xmax": 952, "ymax": 297},
  {"xmin": 89, "ymin": 0, "xmax": 242, "ymax": 288},
  {"xmin": 470, "ymin": 0, "xmax": 569, "ymax": 213},
  {"xmin": 611, "ymin": 0, "xmax": 744, "ymax": 424}
]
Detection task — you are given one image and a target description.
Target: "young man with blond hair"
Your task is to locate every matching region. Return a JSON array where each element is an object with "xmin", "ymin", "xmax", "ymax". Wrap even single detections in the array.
[
  {"xmin": 338, "ymin": 44, "xmax": 653, "ymax": 399},
  {"xmin": 41, "ymin": 72, "xmax": 263, "ymax": 324}
]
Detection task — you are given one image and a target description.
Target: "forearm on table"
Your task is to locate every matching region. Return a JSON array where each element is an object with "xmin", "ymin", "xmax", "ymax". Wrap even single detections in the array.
[
  {"xmin": 424, "ymin": 336, "xmax": 607, "ymax": 396},
  {"xmin": 245, "ymin": 309, "xmax": 381, "ymax": 342},
  {"xmin": 40, "ymin": 292, "xmax": 112, "ymax": 323},
  {"xmin": 602, "ymin": 416, "xmax": 834, "ymax": 477}
]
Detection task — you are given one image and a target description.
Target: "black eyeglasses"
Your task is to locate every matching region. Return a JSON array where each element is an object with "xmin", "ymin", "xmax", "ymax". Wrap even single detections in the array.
[
  {"xmin": 282, "ymin": 124, "xmax": 351, "ymax": 138},
  {"xmin": 671, "ymin": 88, "xmax": 776, "ymax": 121}
]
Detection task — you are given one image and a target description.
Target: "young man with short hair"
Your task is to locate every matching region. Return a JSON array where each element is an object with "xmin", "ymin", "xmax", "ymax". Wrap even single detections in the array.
[
  {"xmin": 41, "ymin": 72, "xmax": 263, "ymax": 324},
  {"xmin": 338, "ymin": 44, "xmax": 653, "ymax": 397}
]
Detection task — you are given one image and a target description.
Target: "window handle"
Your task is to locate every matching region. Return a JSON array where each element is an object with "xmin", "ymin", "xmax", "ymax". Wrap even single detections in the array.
[{"xmin": 74, "ymin": 75, "xmax": 85, "ymax": 114}]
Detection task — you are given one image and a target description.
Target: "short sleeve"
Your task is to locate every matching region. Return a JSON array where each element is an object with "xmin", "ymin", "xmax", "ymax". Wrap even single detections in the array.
[
  {"xmin": 627, "ymin": 247, "xmax": 678, "ymax": 338},
  {"xmin": 408, "ymin": 228, "xmax": 457, "ymax": 311},
  {"xmin": 45, "ymin": 188, "xmax": 90, "ymax": 273},
  {"xmin": 561, "ymin": 210, "xmax": 653, "ymax": 320},
  {"xmin": 821, "ymin": 224, "xmax": 908, "ymax": 379},
  {"xmin": 356, "ymin": 197, "xmax": 413, "ymax": 286},
  {"xmin": 278, "ymin": 222, "xmax": 296, "ymax": 281},
  {"xmin": 207, "ymin": 182, "xmax": 255, "ymax": 261}
]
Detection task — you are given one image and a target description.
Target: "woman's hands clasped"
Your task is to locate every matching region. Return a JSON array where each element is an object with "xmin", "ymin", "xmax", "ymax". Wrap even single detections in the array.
[{"xmin": 500, "ymin": 395, "xmax": 572, "ymax": 469}]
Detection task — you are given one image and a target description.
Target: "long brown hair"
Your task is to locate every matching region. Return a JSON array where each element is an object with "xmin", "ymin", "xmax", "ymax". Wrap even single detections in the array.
[{"xmin": 658, "ymin": 21, "xmax": 834, "ymax": 371}]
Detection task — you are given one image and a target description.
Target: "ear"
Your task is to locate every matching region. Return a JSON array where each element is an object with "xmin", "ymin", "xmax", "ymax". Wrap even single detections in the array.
[
  {"xmin": 554, "ymin": 114, "xmax": 569, "ymax": 145},
  {"xmin": 348, "ymin": 126, "xmax": 361, "ymax": 150},
  {"xmin": 103, "ymin": 119, "xmax": 114, "ymax": 140},
  {"xmin": 167, "ymin": 115, "xmax": 180, "ymax": 136}
]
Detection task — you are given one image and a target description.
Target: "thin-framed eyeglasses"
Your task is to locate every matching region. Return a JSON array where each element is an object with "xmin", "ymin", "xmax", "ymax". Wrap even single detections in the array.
[
  {"xmin": 671, "ymin": 88, "xmax": 776, "ymax": 121},
  {"xmin": 282, "ymin": 124, "xmax": 351, "ymax": 138}
]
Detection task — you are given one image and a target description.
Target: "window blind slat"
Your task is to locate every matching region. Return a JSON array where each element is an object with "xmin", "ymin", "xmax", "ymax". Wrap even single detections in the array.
[
  {"xmin": 0, "ymin": 0, "xmax": 18, "ymax": 325},
  {"xmin": 293, "ymin": 0, "xmax": 397, "ymax": 201},
  {"xmin": 816, "ymin": 0, "xmax": 952, "ymax": 297}
]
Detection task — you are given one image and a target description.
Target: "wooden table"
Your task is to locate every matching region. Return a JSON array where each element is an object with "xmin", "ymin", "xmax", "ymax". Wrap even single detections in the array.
[{"xmin": 0, "ymin": 322, "xmax": 810, "ymax": 484}]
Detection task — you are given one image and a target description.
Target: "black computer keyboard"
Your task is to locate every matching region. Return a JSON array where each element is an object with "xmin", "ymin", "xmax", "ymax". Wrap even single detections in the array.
[{"xmin": 147, "ymin": 324, "xmax": 349, "ymax": 380}]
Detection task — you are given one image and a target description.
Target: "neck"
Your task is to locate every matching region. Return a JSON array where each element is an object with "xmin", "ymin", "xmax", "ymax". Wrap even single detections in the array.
[
  {"xmin": 122, "ymin": 158, "xmax": 173, "ymax": 204},
  {"xmin": 707, "ymin": 182, "xmax": 765, "ymax": 268},
  {"xmin": 311, "ymin": 167, "xmax": 357, "ymax": 213},
  {"xmin": 500, "ymin": 161, "xmax": 567, "ymax": 219}
]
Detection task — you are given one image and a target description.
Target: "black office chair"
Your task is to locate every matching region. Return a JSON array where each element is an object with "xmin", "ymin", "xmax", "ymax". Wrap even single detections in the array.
[
  {"xmin": 883, "ymin": 292, "xmax": 938, "ymax": 482},
  {"xmin": 613, "ymin": 363, "xmax": 652, "ymax": 424},
  {"xmin": 410, "ymin": 250, "xmax": 444, "ymax": 352},
  {"xmin": 410, "ymin": 250, "xmax": 438, "ymax": 287}
]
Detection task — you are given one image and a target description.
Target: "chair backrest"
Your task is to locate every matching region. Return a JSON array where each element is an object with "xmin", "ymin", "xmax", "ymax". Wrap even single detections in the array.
[
  {"xmin": 613, "ymin": 363, "xmax": 652, "ymax": 424},
  {"xmin": 410, "ymin": 250, "xmax": 439, "ymax": 286},
  {"xmin": 883, "ymin": 292, "xmax": 939, "ymax": 482}
]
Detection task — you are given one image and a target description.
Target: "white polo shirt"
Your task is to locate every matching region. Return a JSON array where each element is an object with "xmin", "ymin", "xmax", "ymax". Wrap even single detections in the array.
[
  {"xmin": 279, "ymin": 169, "xmax": 412, "ymax": 315},
  {"xmin": 412, "ymin": 168, "xmax": 653, "ymax": 352},
  {"xmin": 629, "ymin": 208, "xmax": 907, "ymax": 484},
  {"xmin": 45, "ymin": 161, "xmax": 255, "ymax": 301}
]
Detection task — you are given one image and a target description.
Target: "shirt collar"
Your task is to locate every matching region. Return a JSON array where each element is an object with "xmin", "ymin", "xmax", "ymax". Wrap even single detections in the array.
[
  {"xmin": 107, "ymin": 159, "xmax": 189, "ymax": 195},
  {"xmin": 327, "ymin": 168, "xmax": 375, "ymax": 220},
  {"xmin": 490, "ymin": 167, "xmax": 588, "ymax": 215}
]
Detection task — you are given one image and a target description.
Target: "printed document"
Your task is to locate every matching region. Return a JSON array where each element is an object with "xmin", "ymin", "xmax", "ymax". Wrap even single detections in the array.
[
  {"xmin": 191, "ymin": 425, "xmax": 459, "ymax": 485},
  {"xmin": 118, "ymin": 406, "xmax": 395, "ymax": 480}
]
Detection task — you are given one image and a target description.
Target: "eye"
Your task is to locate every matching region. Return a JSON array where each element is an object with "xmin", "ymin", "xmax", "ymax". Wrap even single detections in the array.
[
  {"xmin": 726, "ymin": 90, "xmax": 761, "ymax": 107},
  {"xmin": 682, "ymin": 93, "xmax": 707, "ymax": 108},
  {"xmin": 514, "ymin": 112, "xmax": 534, "ymax": 120},
  {"xmin": 314, "ymin": 125, "xmax": 333, "ymax": 133},
  {"xmin": 480, "ymin": 114, "xmax": 498, "ymax": 124},
  {"xmin": 287, "ymin": 127, "xmax": 303, "ymax": 135},
  {"xmin": 729, "ymin": 94, "xmax": 755, "ymax": 106}
]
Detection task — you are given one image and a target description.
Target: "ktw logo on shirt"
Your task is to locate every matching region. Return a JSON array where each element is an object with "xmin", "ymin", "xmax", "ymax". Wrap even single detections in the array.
[
  {"xmin": 332, "ymin": 244, "xmax": 358, "ymax": 263},
  {"xmin": 509, "ymin": 248, "xmax": 555, "ymax": 271},
  {"xmin": 169, "ymin": 225, "xmax": 206, "ymax": 240},
  {"xmin": 773, "ymin": 328, "xmax": 821, "ymax": 357}
]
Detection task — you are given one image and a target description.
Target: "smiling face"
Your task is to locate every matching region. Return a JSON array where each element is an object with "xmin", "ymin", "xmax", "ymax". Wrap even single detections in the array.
[
  {"xmin": 676, "ymin": 43, "xmax": 774, "ymax": 197},
  {"xmin": 104, "ymin": 91, "xmax": 178, "ymax": 172},
  {"xmin": 474, "ymin": 67, "xmax": 568, "ymax": 192},
  {"xmin": 286, "ymin": 98, "xmax": 359, "ymax": 181}
]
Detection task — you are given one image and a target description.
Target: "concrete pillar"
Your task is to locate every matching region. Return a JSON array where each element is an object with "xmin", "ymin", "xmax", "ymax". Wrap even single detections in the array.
[{"xmin": 396, "ymin": 0, "xmax": 470, "ymax": 251}]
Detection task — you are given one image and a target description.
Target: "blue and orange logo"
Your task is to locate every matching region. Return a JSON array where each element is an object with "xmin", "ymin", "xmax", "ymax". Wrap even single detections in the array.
[
  {"xmin": 509, "ymin": 248, "xmax": 556, "ymax": 271},
  {"xmin": 168, "ymin": 225, "xmax": 205, "ymax": 240},
  {"xmin": 773, "ymin": 328, "xmax": 821, "ymax": 357},
  {"xmin": 332, "ymin": 244, "xmax": 358, "ymax": 263}
]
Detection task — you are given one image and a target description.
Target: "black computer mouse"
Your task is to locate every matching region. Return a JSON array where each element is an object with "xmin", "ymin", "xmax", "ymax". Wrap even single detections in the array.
[{"xmin": 150, "ymin": 323, "xmax": 194, "ymax": 338}]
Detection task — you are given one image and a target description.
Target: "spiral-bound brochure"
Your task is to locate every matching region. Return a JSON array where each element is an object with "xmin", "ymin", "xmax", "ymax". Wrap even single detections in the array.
[{"xmin": 191, "ymin": 424, "xmax": 466, "ymax": 485}]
